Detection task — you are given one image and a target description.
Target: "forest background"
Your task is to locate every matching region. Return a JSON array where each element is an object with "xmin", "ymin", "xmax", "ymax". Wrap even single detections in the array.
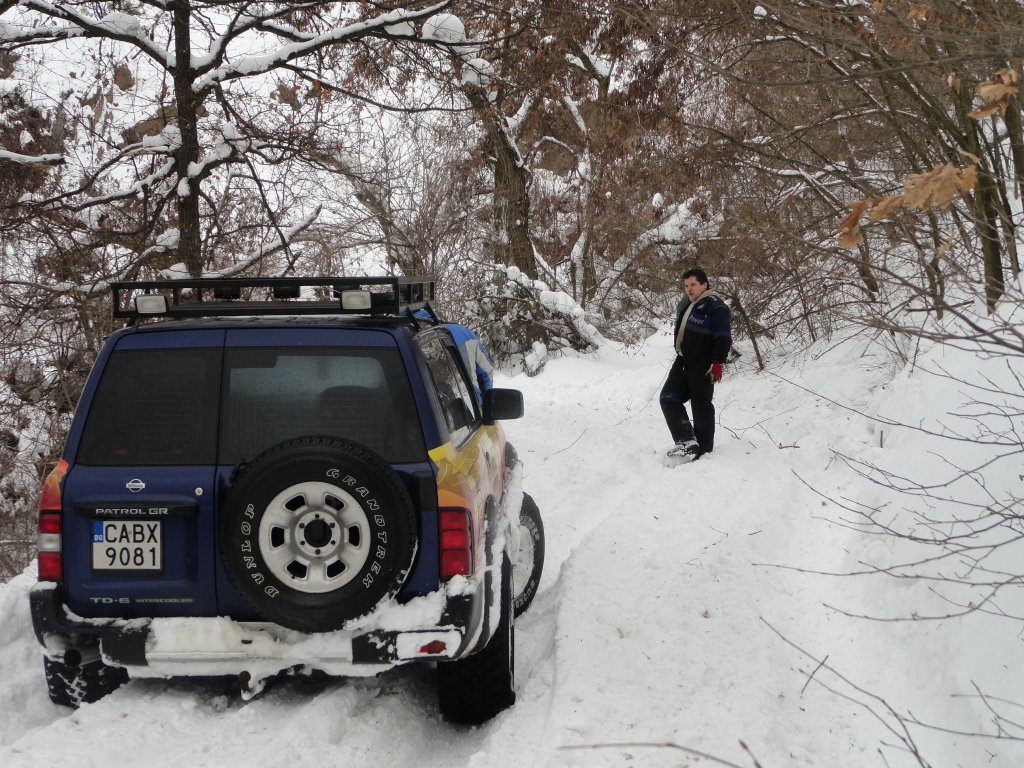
[{"xmin": 1, "ymin": 0, "xmax": 1023, "ymax": 681}]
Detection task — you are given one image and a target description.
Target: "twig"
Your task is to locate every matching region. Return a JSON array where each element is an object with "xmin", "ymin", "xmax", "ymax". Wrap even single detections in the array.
[
  {"xmin": 545, "ymin": 428, "xmax": 587, "ymax": 459},
  {"xmin": 560, "ymin": 740, "xmax": 763, "ymax": 768},
  {"xmin": 801, "ymin": 654, "xmax": 830, "ymax": 696}
]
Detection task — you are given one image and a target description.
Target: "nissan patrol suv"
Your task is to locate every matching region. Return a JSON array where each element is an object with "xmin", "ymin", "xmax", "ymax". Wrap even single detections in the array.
[{"xmin": 30, "ymin": 275, "xmax": 545, "ymax": 724}]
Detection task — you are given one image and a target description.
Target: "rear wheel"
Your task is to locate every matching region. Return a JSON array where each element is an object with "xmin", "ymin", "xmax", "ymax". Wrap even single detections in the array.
[
  {"xmin": 437, "ymin": 554, "xmax": 516, "ymax": 724},
  {"xmin": 513, "ymin": 493, "xmax": 544, "ymax": 617},
  {"xmin": 43, "ymin": 654, "xmax": 128, "ymax": 708}
]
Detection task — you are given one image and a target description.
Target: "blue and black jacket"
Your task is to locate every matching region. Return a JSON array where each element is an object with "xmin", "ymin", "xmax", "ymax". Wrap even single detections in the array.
[{"xmin": 673, "ymin": 292, "xmax": 732, "ymax": 366}]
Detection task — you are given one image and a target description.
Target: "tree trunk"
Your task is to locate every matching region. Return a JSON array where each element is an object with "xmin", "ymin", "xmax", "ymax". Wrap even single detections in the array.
[
  {"xmin": 1004, "ymin": 95, "xmax": 1024, "ymax": 202},
  {"xmin": 491, "ymin": 122, "xmax": 534, "ymax": 277},
  {"xmin": 465, "ymin": 88, "xmax": 535, "ymax": 278},
  {"xmin": 976, "ymin": 171, "xmax": 1006, "ymax": 310},
  {"xmin": 924, "ymin": 212, "xmax": 946, "ymax": 319},
  {"xmin": 729, "ymin": 290, "xmax": 764, "ymax": 371},
  {"xmin": 855, "ymin": 242, "xmax": 879, "ymax": 302},
  {"xmin": 997, "ymin": 97, "xmax": 1022, "ymax": 278},
  {"xmin": 172, "ymin": 1, "xmax": 203, "ymax": 277},
  {"xmin": 958, "ymin": 84, "xmax": 1004, "ymax": 311}
]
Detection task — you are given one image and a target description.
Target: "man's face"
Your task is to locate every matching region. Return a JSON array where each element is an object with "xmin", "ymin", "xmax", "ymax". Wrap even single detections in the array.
[{"xmin": 683, "ymin": 276, "xmax": 708, "ymax": 301}]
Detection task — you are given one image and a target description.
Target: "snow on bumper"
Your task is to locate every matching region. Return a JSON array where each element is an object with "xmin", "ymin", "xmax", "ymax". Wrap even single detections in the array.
[
  {"xmin": 30, "ymin": 580, "xmax": 481, "ymax": 680},
  {"xmin": 135, "ymin": 618, "xmax": 465, "ymax": 678}
]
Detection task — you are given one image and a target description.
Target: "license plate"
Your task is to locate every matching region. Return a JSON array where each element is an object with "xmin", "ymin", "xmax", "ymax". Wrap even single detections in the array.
[{"xmin": 92, "ymin": 520, "xmax": 163, "ymax": 572}]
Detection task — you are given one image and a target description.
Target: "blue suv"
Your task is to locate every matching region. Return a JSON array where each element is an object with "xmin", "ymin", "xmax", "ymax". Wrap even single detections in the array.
[{"xmin": 30, "ymin": 276, "xmax": 544, "ymax": 724}]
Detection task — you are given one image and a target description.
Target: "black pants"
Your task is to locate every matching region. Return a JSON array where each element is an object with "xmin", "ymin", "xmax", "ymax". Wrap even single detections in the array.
[{"xmin": 659, "ymin": 356, "xmax": 716, "ymax": 452}]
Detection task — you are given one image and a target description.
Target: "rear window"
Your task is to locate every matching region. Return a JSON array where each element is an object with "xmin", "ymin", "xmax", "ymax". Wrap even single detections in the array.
[
  {"xmin": 220, "ymin": 347, "xmax": 426, "ymax": 464},
  {"xmin": 76, "ymin": 346, "xmax": 426, "ymax": 466},
  {"xmin": 76, "ymin": 348, "xmax": 221, "ymax": 465}
]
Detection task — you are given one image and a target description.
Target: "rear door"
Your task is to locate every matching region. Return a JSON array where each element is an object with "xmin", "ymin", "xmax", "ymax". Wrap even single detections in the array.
[
  {"xmin": 213, "ymin": 327, "xmax": 428, "ymax": 617},
  {"xmin": 60, "ymin": 329, "xmax": 224, "ymax": 618}
]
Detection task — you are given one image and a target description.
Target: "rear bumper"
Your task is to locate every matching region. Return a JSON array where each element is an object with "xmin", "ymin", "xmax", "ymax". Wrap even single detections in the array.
[{"xmin": 30, "ymin": 580, "xmax": 485, "ymax": 679}]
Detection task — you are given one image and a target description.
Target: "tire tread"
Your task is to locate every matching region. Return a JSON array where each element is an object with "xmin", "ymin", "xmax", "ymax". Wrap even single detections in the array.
[
  {"xmin": 437, "ymin": 557, "xmax": 516, "ymax": 724},
  {"xmin": 43, "ymin": 655, "xmax": 128, "ymax": 708},
  {"xmin": 513, "ymin": 492, "xmax": 544, "ymax": 617}
]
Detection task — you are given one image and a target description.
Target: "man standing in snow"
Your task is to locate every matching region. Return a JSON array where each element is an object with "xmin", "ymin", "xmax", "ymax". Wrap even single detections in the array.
[{"xmin": 661, "ymin": 268, "xmax": 732, "ymax": 463}]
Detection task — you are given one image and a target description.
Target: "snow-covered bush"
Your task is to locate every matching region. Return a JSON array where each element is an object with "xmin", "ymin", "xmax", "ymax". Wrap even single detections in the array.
[{"xmin": 465, "ymin": 264, "xmax": 601, "ymax": 375}]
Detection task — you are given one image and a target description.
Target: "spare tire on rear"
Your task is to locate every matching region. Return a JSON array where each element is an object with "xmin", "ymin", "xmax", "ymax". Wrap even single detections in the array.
[{"xmin": 219, "ymin": 436, "xmax": 418, "ymax": 632}]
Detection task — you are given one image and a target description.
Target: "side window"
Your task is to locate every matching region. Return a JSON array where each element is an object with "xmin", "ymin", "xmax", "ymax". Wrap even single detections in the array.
[{"xmin": 420, "ymin": 336, "xmax": 480, "ymax": 446}]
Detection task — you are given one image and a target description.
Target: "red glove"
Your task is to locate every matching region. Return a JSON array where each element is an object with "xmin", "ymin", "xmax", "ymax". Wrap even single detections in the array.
[{"xmin": 708, "ymin": 361, "xmax": 724, "ymax": 383}]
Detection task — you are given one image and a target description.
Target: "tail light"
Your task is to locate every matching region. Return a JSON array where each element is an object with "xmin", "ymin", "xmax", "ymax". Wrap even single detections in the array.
[
  {"xmin": 439, "ymin": 508, "xmax": 473, "ymax": 579},
  {"xmin": 37, "ymin": 458, "xmax": 69, "ymax": 582}
]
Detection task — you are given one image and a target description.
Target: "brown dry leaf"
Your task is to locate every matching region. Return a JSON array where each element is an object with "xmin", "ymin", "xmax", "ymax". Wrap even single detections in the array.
[
  {"xmin": 957, "ymin": 165, "xmax": 977, "ymax": 192},
  {"xmin": 901, "ymin": 163, "xmax": 975, "ymax": 209},
  {"xmin": 907, "ymin": 3, "xmax": 929, "ymax": 22},
  {"xmin": 901, "ymin": 166, "xmax": 938, "ymax": 208},
  {"xmin": 273, "ymin": 82, "xmax": 302, "ymax": 111},
  {"xmin": 869, "ymin": 195, "xmax": 903, "ymax": 221},
  {"xmin": 838, "ymin": 199, "xmax": 869, "ymax": 248},
  {"xmin": 903, "ymin": 163, "xmax": 961, "ymax": 208},
  {"xmin": 838, "ymin": 227, "xmax": 863, "ymax": 249},
  {"xmin": 976, "ymin": 81, "xmax": 1018, "ymax": 102},
  {"xmin": 113, "ymin": 65, "xmax": 135, "ymax": 92},
  {"xmin": 995, "ymin": 67, "xmax": 1020, "ymax": 86},
  {"xmin": 971, "ymin": 68, "xmax": 1020, "ymax": 119},
  {"xmin": 936, "ymin": 232, "xmax": 955, "ymax": 257},
  {"xmin": 928, "ymin": 165, "xmax": 960, "ymax": 207},
  {"xmin": 970, "ymin": 101, "xmax": 1006, "ymax": 120}
]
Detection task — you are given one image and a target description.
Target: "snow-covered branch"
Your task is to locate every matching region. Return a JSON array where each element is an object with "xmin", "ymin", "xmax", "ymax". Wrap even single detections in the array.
[
  {"xmin": 11, "ymin": 1, "xmax": 173, "ymax": 66},
  {"xmin": 0, "ymin": 149, "xmax": 62, "ymax": 165},
  {"xmin": 194, "ymin": 1, "xmax": 453, "ymax": 91}
]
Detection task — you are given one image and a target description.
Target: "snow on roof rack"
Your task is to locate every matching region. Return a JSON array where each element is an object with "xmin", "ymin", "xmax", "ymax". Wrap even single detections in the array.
[{"xmin": 110, "ymin": 275, "xmax": 435, "ymax": 321}]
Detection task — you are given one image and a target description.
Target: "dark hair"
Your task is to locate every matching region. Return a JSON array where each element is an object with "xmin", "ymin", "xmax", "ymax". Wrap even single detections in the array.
[{"xmin": 682, "ymin": 268, "xmax": 709, "ymax": 286}]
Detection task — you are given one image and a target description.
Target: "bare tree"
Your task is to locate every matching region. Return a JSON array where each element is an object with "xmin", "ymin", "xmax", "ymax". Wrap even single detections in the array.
[
  {"xmin": 0, "ymin": 1, "xmax": 463, "ymax": 577},
  {"xmin": 612, "ymin": 1, "xmax": 1024, "ymax": 358},
  {"xmin": 406, "ymin": 3, "xmax": 737, "ymax": 359},
  {"xmin": 1, "ymin": 0, "xmax": 456, "ymax": 277}
]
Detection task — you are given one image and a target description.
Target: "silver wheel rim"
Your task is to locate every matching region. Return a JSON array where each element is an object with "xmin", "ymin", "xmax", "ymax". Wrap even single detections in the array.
[
  {"xmin": 258, "ymin": 481, "xmax": 370, "ymax": 593},
  {"xmin": 512, "ymin": 522, "xmax": 535, "ymax": 598}
]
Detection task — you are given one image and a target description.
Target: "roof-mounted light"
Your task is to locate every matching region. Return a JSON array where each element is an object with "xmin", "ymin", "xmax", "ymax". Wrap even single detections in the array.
[
  {"xmin": 340, "ymin": 290, "xmax": 372, "ymax": 310},
  {"xmin": 134, "ymin": 294, "xmax": 168, "ymax": 314}
]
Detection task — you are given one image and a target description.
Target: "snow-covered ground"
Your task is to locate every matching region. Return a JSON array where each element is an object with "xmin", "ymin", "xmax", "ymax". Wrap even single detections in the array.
[{"xmin": 2, "ymin": 325, "xmax": 1022, "ymax": 768}]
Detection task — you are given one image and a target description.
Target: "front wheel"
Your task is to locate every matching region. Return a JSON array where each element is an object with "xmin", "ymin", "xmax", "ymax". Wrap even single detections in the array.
[
  {"xmin": 437, "ymin": 554, "xmax": 515, "ymax": 724},
  {"xmin": 513, "ymin": 493, "xmax": 544, "ymax": 617}
]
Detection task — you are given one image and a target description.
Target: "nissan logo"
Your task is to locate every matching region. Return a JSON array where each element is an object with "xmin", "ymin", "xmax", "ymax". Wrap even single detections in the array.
[{"xmin": 126, "ymin": 479, "xmax": 146, "ymax": 493}]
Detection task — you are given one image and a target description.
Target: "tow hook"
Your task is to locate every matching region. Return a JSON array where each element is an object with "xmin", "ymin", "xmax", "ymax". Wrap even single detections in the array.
[{"xmin": 238, "ymin": 670, "xmax": 267, "ymax": 701}]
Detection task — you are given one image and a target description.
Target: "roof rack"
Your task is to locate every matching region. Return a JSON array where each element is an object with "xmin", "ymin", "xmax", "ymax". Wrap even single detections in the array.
[{"xmin": 111, "ymin": 276, "xmax": 435, "ymax": 321}]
